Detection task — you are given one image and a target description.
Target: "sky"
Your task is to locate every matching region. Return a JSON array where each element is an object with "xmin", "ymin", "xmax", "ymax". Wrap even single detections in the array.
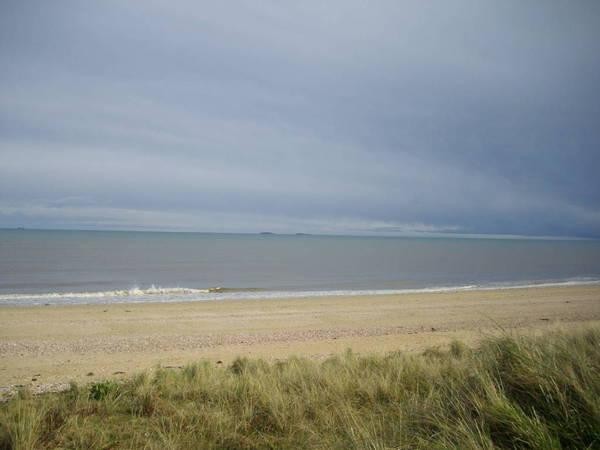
[{"xmin": 1, "ymin": 1, "xmax": 600, "ymax": 237}]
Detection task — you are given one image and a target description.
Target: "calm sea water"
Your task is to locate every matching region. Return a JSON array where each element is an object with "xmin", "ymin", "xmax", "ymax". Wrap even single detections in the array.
[{"xmin": 1, "ymin": 229, "xmax": 599, "ymax": 306}]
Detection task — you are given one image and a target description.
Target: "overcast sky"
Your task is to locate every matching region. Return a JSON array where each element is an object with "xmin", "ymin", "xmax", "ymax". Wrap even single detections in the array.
[{"xmin": 1, "ymin": 1, "xmax": 599, "ymax": 237}]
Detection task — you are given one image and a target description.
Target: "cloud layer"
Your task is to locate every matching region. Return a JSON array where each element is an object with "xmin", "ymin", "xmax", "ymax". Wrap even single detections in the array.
[{"xmin": 1, "ymin": 1, "xmax": 600, "ymax": 236}]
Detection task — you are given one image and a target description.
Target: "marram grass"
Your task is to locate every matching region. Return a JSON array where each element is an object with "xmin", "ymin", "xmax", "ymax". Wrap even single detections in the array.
[{"xmin": 1, "ymin": 328, "xmax": 599, "ymax": 449}]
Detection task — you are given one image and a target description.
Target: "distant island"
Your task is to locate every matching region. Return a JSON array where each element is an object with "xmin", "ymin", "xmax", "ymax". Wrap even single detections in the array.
[{"xmin": 259, "ymin": 232, "xmax": 312, "ymax": 236}]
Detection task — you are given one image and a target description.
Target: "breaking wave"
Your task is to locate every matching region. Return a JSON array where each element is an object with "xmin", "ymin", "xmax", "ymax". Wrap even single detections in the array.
[
  {"xmin": 0, "ymin": 278, "xmax": 598, "ymax": 306},
  {"xmin": 0, "ymin": 286, "xmax": 212, "ymax": 301}
]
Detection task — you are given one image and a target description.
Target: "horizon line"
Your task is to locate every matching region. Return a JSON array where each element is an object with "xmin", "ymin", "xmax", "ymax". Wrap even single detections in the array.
[{"xmin": 1, "ymin": 226, "xmax": 596, "ymax": 241}]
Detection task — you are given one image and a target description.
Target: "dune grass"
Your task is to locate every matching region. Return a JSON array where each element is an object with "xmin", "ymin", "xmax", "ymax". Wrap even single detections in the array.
[{"xmin": 1, "ymin": 327, "xmax": 599, "ymax": 449}]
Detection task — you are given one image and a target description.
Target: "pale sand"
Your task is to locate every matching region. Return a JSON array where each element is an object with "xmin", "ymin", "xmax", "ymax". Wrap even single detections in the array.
[{"xmin": 1, "ymin": 285, "xmax": 599, "ymax": 395}]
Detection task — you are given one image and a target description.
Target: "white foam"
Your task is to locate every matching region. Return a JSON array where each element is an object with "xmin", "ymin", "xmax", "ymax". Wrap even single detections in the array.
[
  {"xmin": 1, "ymin": 279, "xmax": 599, "ymax": 306},
  {"xmin": 0, "ymin": 285, "xmax": 210, "ymax": 301}
]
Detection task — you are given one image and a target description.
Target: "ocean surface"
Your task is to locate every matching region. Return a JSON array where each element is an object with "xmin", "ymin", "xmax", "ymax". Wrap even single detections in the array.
[{"xmin": 1, "ymin": 229, "xmax": 600, "ymax": 306}]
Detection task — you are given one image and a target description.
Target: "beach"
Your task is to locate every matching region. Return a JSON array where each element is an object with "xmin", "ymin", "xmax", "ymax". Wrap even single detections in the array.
[{"xmin": 1, "ymin": 284, "xmax": 599, "ymax": 395}]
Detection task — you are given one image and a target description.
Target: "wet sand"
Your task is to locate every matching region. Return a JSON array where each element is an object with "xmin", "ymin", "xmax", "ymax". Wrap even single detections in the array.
[{"xmin": 1, "ymin": 285, "xmax": 599, "ymax": 395}]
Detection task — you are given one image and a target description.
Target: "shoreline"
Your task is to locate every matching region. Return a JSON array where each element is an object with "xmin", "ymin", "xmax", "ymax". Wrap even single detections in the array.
[
  {"xmin": 1, "ymin": 284, "xmax": 599, "ymax": 396},
  {"xmin": 1, "ymin": 278, "xmax": 600, "ymax": 307}
]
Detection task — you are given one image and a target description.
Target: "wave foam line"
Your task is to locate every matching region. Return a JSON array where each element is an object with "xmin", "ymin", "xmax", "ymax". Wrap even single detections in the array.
[
  {"xmin": 0, "ymin": 286, "xmax": 211, "ymax": 301},
  {"xmin": 223, "ymin": 279, "xmax": 600, "ymax": 300},
  {"xmin": 0, "ymin": 279, "xmax": 599, "ymax": 304}
]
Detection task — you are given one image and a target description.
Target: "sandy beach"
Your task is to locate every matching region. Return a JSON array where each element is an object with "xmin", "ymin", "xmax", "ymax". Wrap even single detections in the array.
[{"xmin": 1, "ymin": 284, "xmax": 599, "ymax": 395}]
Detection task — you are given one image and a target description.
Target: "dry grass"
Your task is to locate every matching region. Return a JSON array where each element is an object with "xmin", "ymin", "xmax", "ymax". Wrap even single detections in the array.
[{"xmin": 1, "ymin": 327, "xmax": 599, "ymax": 449}]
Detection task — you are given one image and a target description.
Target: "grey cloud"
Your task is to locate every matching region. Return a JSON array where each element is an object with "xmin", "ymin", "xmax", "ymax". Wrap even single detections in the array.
[{"xmin": 1, "ymin": 1, "xmax": 600, "ymax": 237}]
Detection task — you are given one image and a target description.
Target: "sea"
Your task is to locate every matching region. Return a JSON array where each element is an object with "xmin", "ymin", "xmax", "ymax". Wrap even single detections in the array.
[{"xmin": 1, "ymin": 229, "xmax": 600, "ymax": 306}]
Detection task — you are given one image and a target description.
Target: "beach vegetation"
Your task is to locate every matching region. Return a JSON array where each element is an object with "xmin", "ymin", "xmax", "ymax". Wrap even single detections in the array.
[{"xmin": 1, "ymin": 327, "xmax": 599, "ymax": 449}]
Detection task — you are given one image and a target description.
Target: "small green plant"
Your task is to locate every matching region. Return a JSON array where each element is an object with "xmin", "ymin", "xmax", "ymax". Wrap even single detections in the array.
[
  {"xmin": 88, "ymin": 381, "xmax": 118, "ymax": 401},
  {"xmin": 449, "ymin": 339, "xmax": 468, "ymax": 357}
]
